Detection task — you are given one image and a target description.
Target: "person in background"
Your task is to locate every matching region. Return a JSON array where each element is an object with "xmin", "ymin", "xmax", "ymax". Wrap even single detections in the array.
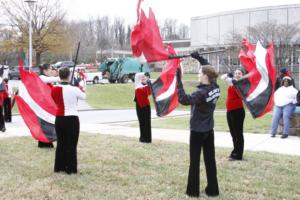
[
  {"xmin": 38, "ymin": 63, "xmax": 60, "ymax": 148},
  {"xmin": 0, "ymin": 66, "xmax": 6, "ymax": 132},
  {"xmin": 275, "ymin": 68, "xmax": 295, "ymax": 90},
  {"xmin": 221, "ymin": 69, "xmax": 245, "ymax": 161},
  {"xmin": 134, "ymin": 72, "xmax": 152, "ymax": 143},
  {"xmin": 51, "ymin": 67, "xmax": 86, "ymax": 174},
  {"xmin": 3, "ymin": 78, "xmax": 12, "ymax": 122},
  {"xmin": 177, "ymin": 52, "xmax": 220, "ymax": 197},
  {"xmin": 271, "ymin": 76, "xmax": 298, "ymax": 138}
]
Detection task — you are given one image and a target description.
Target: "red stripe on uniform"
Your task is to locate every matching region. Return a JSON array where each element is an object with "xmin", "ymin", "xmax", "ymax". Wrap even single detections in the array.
[{"xmin": 51, "ymin": 86, "xmax": 65, "ymax": 116}]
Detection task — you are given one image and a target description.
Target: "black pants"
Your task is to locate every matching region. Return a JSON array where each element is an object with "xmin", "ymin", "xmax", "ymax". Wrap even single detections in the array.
[
  {"xmin": 54, "ymin": 116, "xmax": 80, "ymax": 174},
  {"xmin": 0, "ymin": 106, "xmax": 5, "ymax": 129},
  {"xmin": 136, "ymin": 104, "xmax": 151, "ymax": 143},
  {"xmin": 3, "ymin": 97, "xmax": 11, "ymax": 122},
  {"xmin": 186, "ymin": 131, "xmax": 219, "ymax": 197},
  {"xmin": 227, "ymin": 108, "xmax": 245, "ymax": 160}
]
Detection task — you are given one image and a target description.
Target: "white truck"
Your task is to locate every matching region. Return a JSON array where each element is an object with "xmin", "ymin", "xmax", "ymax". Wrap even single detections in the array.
[
  {"xmin": 73, "ymin": 68, "xmax": 108, "ymax": 84},
  {"xmin": 85, "ymin": 71, "xmax": 107, "ymax": 84}
]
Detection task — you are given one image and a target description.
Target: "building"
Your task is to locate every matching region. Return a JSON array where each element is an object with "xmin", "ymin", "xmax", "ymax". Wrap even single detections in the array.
[
  {"xmin": 190, "ymin": 4, "xmax": 300, "ymax": 84},
  {"xmin": 191, "ymin": 4, "xmax": 300, "ymax": 47}
]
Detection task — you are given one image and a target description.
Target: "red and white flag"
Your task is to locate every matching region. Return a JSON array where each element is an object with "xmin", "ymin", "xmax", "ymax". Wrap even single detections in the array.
[
  {"xmin": 234, "ymin": 39, "xmax": 276, "ymax": 118},
  {"xmin": 131, "ymin": 1, "xmax": 181, "ymax": 116},
  {"xmin": 15, "ymin": 60, "xmax": 57, "ymax": 142},
  {"xmin": 149, "ymin": 44, "xmax": 181, "ymax": 116}
]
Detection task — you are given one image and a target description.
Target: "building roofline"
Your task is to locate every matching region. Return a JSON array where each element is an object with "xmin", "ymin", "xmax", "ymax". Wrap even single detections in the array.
[{"xmin": 191, "ymin": 4, "xmax": 300, "ymax": 20}]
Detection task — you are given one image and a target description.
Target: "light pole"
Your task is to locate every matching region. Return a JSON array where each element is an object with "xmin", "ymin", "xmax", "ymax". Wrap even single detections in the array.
[{"xmin": 25, "ymin": 0, "xmax": 36, "ymax": 68}]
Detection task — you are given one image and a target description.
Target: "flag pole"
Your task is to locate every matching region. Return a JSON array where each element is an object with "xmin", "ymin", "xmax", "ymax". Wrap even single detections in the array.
[
  {"xmin": 70, "ymin": 42, "xmax": 81, "ymax": 85},
  {"xmin": 168, "ymin": 49, "xmax": 225, "ymax": 59}
]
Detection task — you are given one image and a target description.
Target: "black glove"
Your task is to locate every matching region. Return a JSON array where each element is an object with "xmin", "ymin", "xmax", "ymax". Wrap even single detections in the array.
[
  {"xmin": 176, "ymin": 68, "xmax": 183, "ymax": 89},
  {"xmin": 227, "ymin": 72, "xmax": 233, "ymax": 78},
  {"xmin": 190, "ymin": 51, "xmax": 209, "ymax": 65}
]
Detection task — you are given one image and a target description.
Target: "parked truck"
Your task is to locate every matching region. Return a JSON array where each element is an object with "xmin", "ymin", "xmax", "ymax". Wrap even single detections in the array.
[{"xmin": 99, "ymin": 58, "xmax": 150, "ymax": 83}]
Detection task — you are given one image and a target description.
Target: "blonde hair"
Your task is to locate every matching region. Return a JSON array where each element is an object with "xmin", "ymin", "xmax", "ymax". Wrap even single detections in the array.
[{"xmin": 202, "ymin": 65, "xmax": 218, "ymax": 83}]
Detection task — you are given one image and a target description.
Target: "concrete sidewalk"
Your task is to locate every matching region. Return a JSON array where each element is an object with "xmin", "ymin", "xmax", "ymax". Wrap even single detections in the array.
[
  {"xmin": 80, "ymin": 123, "xmax": 300, "ymax": 156},
  {"xmin": 1, "ymin": 108, "xmax": 300, "ymax": 156}
]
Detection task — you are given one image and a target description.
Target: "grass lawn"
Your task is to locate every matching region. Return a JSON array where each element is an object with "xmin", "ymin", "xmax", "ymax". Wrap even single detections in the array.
[
  {"xmin": 86, "ymin": 72, "xmax": 227, "ymax": 110},
  {"xmin": 0, "ymin": 134, "xmax": 299, "ymax": 199},
  {"xmin": 147, "ymin": 112, "xmax": 273, "ymax": 133}
]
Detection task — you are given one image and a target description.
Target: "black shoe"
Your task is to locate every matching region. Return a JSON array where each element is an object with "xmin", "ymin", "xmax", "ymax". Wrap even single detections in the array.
[
  {"xmin": 228, "ymin": 156, "xmax": 242, "ymax": 161},
  {"xmin": 186, "ymin": 191, "xmax": 199, "ymax": 198},
  {"xmin": 1, "ymin": 127, "xmax": 6, "ymax": 132},
  {"xmin": 271, "ymin": 134, "xmax": 275, "ymax": 138},
  {"xmin": 205, "ymin": 187, "xmax": 219, "ymax": 197},
  {"xmin": 281, "ymin": 134, "xmax": 288, "ymax": 139},
  {"xmin": 139, "ymin": 138, "xmax": 151, "ymax": 143}
]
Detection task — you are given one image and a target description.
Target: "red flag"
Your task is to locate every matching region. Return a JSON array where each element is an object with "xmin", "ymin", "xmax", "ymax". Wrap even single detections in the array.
[
  {"xmin": 15, "ymin": 59, "xmax": 57, "ymax": 142},
  {"xmin": 234, "ymin": 39, "xmax": 276, "ymax": 118},
  {"xmin": 131, "ymin": 2, "xmax": 169, "ymax": 62}
]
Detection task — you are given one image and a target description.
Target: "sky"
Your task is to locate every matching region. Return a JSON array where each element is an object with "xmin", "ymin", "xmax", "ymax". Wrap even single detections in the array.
[{"xmin": 61, "ymin": 0, "xmax": 300, "ymax": 25}]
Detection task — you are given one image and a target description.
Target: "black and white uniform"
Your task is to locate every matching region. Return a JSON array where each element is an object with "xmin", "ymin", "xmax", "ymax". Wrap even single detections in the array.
[
  {"xmin": 51, "ymin": 82, "xmax": 86, "ymax": 174},
  {"xmin": 178, "ymin": 82, "xmax": 220, "ymax": 197}
]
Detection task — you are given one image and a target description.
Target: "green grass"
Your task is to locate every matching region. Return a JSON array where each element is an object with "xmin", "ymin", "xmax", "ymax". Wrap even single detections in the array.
[
  {"xmin": 129, "ymin": 112, "xmax": 273, "ymax": 134},
  {"xmin": 86, "ymin": 72, "xmax": 227, "ymax": 110},
  {"xmin": 0, "ymin": 134, "xmax": 299, "ymax": 199}
]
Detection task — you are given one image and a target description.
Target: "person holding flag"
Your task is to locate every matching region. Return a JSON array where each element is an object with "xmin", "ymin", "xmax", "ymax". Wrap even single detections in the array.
[
  {"xmin": 177, "ymin": 52, "xmax": 220, "ymax": 197},
  {"xmin": 3, "ymin": 78, "xmax": 12, "ymax": 123},
  {"xmin": 134, "ymin": 72, "xmax": 152, "ymax": 143},
  {"xmin": 0, "ymin": 66, "xmax": 6, "ymax": 132},
  {"xmin": 221, "ymin": 69, "xmax": 246, "ymax": 160},
  {"xmin": 51, "ymin": 67, "xmax": 86, "ymax": 174},
  {"xmin": 37, "ymin": 63, "xmax": 60, "ymax": 148}
]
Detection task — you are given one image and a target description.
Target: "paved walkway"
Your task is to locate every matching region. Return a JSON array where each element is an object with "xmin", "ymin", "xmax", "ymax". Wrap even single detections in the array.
[
  {"xmin": 80, "ymin": 123, "xmax": 300, "ymax": 156},
  {"xmin": 1, "ymin": 108, "xmax": 300, "ymax": 156}
]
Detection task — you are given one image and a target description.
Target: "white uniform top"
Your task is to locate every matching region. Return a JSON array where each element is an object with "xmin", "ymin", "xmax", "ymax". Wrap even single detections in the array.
[
  {"xmin": 39, "ymin": 75, "xmax": 60, "ymax": 83},
  {"xmin": 51, "ymin": 83, "xmax": 86, "ymax": 116},
  {"xmin": 274, "ymin": 85, "xmax": 298, "ymax": 107}
]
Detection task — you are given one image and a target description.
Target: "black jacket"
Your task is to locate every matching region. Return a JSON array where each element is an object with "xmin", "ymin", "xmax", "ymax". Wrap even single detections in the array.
[{"xmin": 178, "ymin": 82, "xmax": 220, "ymax": 132}]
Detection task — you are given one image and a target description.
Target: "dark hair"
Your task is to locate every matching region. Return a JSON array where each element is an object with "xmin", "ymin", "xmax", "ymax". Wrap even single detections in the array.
[
  {"xmin": 39, "ymin": 63, "xmax": 51, "ymax": 75},
  {"xmin": 144, "ymin": 72, "xmax": 150, "ymax": 78},
  {"xmin": 59, "ymin": 67, "xmax": 70, "ymax": 80},
  {"xmin": 234, "ymin": 68, "xmax": 244, "ymax": 75},
  {"xmin": 280, "ymin": 68, "xmax": 287, "ymax": 75},
  {"xmin": 202, "ymin": 65, "xmax": 218, "ymax": 83}
]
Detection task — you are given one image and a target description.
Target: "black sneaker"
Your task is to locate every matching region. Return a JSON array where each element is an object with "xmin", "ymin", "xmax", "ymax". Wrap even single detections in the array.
[
  {"xmin": 281, "ymin": 134, "xmax": 288, "ymax": 139},
  {"xmin": 205, "ymin": 187, "xmax": 219, "ymax": 197},
  {"xmin": 228, "ymin": 156, "xmax": 242, "ymax": 161},
  {"xmin": 1, "ymin": 127, "xmax": 6, "ymax": 132},
  {"xmin": 271, "ymin": 134, "xmax": 275, "ymax": 138}
]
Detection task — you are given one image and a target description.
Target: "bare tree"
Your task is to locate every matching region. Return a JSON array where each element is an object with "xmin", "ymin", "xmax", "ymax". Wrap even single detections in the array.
[
  {"xmin": 178, "ymin": 24, "xmax": 190, "ymax": 39},
  {"xmin": 112, "ymin": 18, "xmax": 125, "ymax": 49},
  {"xmin": 125, "ymin": 25, "xmax": 132, "ymax": 50},
  {"xmin": 247, "ymin": 21, "xmax": 300, "ymax": 67},
  {"xmin": 95, "ymin": 16, "xmax": 110, "ymax": 53},
  {"xmin": 0, "ymin": 0, "xmax": 71, "ymax": 65},
  {"xmin": 161, "ymin": 18, "xmax": 179, "ymax": 40},
  {"xmin": 68, "ymin": 19, "xmax": 97, "ymax": 63}
]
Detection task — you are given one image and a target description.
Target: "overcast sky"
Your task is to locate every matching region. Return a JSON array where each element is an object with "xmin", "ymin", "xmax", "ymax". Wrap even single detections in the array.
[{"xmin": 62, "ymin": 0, "xmax": 300, "ymax": 25}]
